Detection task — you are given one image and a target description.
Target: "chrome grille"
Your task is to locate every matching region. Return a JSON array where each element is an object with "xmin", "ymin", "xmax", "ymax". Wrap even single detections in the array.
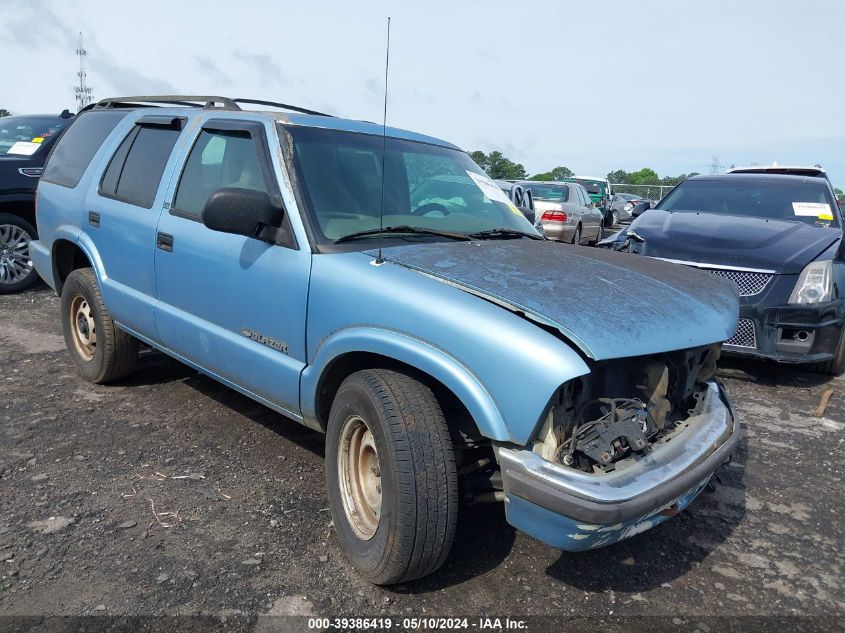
[
  {"xmin": 703, "ymin": 268, "xmax": 773, "ymax": 297},
  {"xmin": 724, "ymin": 318, "xmax": 756, "ymax": 348}
]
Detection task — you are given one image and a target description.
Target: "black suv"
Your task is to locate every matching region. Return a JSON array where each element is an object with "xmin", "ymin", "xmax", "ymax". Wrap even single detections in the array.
[{"xmin": 0, "ymin": 110, "xmax": 74, "ymax": 293}]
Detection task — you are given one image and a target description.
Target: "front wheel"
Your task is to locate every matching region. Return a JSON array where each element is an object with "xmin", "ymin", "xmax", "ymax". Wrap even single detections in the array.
[
  {"xmin": 807, "ymin": 330, "xmax": 845, "ymax": 376},
  {"xmin": 0, "ymin": 213, "xmax": 39, "ymax": 294},
  {"xmin": 325, "ymin": 369, "xmax": 458, "ymax": 585},
  {"xmin": 61, "ymin": 268, "xmax": 139, "ymax": 383}
]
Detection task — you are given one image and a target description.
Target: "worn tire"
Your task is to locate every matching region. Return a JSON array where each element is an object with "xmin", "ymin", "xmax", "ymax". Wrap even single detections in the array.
[
  {"xmin": 61, "ymin": 268, "xmax": 139, "ymax": 383},
  {"xmin": 325, "ymin": 369, "xmax": 458, "ymax": 585},
  {"xmin": 807, "ymin": 330, "xmax": 845, "ymax": 376},
  {"xmin": 0, "ymin": 212, "xmax": 39, "ymax": 294}
]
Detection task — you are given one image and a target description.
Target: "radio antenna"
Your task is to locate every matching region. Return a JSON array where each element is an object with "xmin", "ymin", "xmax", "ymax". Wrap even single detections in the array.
[{"xmin": 375, "ymin": 16, "xmax": 391, "ymax": 265}]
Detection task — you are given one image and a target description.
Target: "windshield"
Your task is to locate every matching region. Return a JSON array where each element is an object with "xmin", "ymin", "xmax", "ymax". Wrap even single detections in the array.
[
  {"xmin": 526, "ymin": 183, "xmax": 569, "ymax": 202},
  {"xmin": 657, "ymin": 178, "xmax": 840, "ymax": 228},
  {"xmin": 572, "ymin": 178, "xmax": 606, "ymax": 195},
  {"xmin": 285, "ymin": 126, "xmax": 539, "ymax": 244},
  {"xmin": 0, "ymin": 116, "xmax": 70, "ymax": 156}
]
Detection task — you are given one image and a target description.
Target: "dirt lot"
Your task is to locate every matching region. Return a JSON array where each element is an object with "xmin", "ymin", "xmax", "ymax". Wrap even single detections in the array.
[{"xmin": 1, "ymin": 286, "xmax": 843, "ymax": 627}]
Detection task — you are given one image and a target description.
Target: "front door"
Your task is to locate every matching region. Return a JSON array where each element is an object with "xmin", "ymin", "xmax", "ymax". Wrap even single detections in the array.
[{"xmin": 153, "ymin": 119, "xmax": 309, "ymax": 417}]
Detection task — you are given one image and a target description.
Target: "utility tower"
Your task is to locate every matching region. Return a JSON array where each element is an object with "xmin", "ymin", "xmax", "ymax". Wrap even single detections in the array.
[
  {"xmin": 75, "ymin": 32, "xmax": 93, "ymax": 111},
  {"xmin": 709, "ymin": 155, "xmax": 724, "ymax": 175}
]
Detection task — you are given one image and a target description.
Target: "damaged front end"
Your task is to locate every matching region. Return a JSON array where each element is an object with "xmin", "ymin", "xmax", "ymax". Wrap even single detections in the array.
[{"xmin": 496, "ymin": 344, "xmax": 739, "ymax": 551}]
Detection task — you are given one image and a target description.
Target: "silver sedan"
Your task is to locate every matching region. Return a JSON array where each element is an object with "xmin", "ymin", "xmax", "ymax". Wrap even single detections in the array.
[{"xmin": 519, "ymin": 181, "xmax": 604, "ymax": 245}]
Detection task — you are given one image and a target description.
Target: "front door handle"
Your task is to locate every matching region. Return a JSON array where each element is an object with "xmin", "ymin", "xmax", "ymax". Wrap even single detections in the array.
[{"xmin": 156, "ymin": 232, "xmax": 174, "ymax": 252}]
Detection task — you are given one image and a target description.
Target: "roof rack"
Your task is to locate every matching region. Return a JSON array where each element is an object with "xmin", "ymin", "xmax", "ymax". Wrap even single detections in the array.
[
  {"xmin": 93, "ymin": 96, "xmax": 240, "ymax": 110},
  {"xmin": 233, "ymin": 98, "xmax": 333, "ymax": 117},
  {"xmin": 86, "ymin": 95, "xmax": 334, "ymax": 117}
]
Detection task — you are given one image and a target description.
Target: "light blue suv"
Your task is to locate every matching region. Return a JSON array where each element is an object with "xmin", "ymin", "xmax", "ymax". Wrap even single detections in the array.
[{"xmin": 31, "ymin": 96, "xmax": 740, "ymax": 585}]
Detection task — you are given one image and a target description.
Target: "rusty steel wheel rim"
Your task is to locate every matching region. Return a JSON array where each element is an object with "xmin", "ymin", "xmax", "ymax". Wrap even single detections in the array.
[
  {"xmin": 69, "ymin": 295, "xmax": 96, "ymax": 361},
  {"xmin": 337, "ymin": 414, "xmax": 382, "ymax": 540}
]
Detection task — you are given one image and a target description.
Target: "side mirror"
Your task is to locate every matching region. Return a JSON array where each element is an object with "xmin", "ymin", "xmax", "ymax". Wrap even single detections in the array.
[
  {"xmin": 201, "ymin": 188, "xmax": 283, "ymax": 240},
  {"xmin": 631, "ymin": 201, "xmax": 650, "ymax": 218}
]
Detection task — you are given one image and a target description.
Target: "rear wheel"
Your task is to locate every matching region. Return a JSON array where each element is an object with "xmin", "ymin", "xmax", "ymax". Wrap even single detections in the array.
[
  {"xmin": 61, "ymin": 268, "xmax": 139, "ymax": 383},
  {"xmin": 571, "ymin": 224, "xmax": 582, "ymax": 245},
  {"xmin": 592, "ymin": 222, "xmax": 604, "ymax": 245},
  {"xmin": 611, "ymin": 210, "xmax": 620, "ymax": 227},
  {"xmin": 807, "ymin": 330, "xmax": 845, "ymax": 376},
  {"xmin": 325, "ymin": 369, "xmax": 458, "ymax": 585},
  {"xmin": 0, "ymin": 213, "xmax": 39, "ymax": 294}
]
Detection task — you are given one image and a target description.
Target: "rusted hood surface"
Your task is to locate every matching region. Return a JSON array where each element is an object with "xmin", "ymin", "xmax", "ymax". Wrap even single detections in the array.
[{"xmin": 372, "ymin": 240, "xmax": 739, "ymax": 360}]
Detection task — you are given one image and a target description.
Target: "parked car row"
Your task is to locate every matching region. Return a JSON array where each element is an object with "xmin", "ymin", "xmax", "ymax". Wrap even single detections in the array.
[
  {"xmin": 517, "ymin": 180, "xmax": 604, "ymax": 245},
  {"xmin": 25, "ymin": 95, "xmax": 741, "ymax": 585}
]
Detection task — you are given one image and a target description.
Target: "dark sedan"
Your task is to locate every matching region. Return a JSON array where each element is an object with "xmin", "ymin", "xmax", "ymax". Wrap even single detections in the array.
[
  {"xmin": 0, "ymin": 110, "xmax": 74, "ymax": 292},
  {"xmin": 600, "ymin": 174, "xmax": 845, "ymax": 374}
]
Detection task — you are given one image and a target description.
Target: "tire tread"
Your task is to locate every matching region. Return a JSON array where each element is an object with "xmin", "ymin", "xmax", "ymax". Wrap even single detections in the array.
[
  {"xmin": 62, "ymin": 268, "xmax": 138, "ymax": 383},
  {"xmin": 330, "ymin": 369, "xmax": 458, "ymax": 584}
]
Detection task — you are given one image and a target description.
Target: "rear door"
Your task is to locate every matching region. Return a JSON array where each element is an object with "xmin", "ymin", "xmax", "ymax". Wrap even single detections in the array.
[
  {"xmin": 84, "ymin": 114, "xmax": 186, "ymax": 336},
  {"xmin": 153, "ymin": 119, "xmax": 309, "ymax": 417}
]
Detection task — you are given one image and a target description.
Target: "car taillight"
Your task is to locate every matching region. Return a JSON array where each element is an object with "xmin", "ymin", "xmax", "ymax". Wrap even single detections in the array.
[{"xmin": 541, "ymin": 210, "xmax": 568, "ymax": 222}]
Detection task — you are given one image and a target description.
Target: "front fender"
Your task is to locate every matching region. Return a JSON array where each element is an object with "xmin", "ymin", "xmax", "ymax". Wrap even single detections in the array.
[{"xmin": 300, "ymin": 326, "xmax": 511, "ymax": 441}]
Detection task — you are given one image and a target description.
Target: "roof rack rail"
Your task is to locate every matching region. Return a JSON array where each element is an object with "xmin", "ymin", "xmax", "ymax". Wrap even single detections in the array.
[
  {"xmin": 93, "ymin": 96, "xmax": 241, "ymax": 110},
  {"xmin": 233, "ymin": 98, "xmax": 334, "ymax": 117}
]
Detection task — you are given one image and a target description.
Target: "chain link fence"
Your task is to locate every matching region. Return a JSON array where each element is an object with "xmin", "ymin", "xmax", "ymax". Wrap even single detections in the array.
[{"xmin": 610, "ymin": 183, "xmax": 675, "ymax": 202}]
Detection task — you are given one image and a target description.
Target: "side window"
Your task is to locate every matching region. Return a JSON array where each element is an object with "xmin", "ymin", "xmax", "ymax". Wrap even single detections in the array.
[
  {"xmin": 173, "ymin": 129, "xmax": 268, "ymax": 217},
  {"xmin": 100, "ymin": 128, "xmax": 137, "ymax": 196},
  {"xmin": 99, "ymin": 124, "xmax": 182, "ymax": 208},
  {"xmin": 42, "ymin": 110, "xmax": 129, "ymax": 188}
]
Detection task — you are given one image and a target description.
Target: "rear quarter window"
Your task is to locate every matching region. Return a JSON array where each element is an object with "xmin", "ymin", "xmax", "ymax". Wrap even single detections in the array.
[
  {"xmin": 99, "ymin": 124, "xmax": 183, "ymax": 208},
  {"xmin": 41, "ymin": 110, "xmax": 128, "ymax": 188}
]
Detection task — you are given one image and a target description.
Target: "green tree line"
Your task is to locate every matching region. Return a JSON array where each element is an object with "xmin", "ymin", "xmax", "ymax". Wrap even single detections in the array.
[{"xmin": 468, "ymin": 149, "xmax": 697, "ymax": 185}]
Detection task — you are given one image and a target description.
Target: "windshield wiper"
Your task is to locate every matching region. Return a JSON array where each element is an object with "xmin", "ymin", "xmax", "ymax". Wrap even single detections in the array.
[
  {"xmin": 467, "ymin": 228, "xmax": 544, "ymax": 241},
  {"xmin": 334, "ymin": 225, "xmax": 472, "ymax": 244}
]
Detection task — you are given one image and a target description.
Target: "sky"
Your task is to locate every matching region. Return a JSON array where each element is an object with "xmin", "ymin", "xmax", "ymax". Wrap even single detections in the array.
[{"xmin": 1, "ymin": 0, "xmax": 843, "ymax": 187}]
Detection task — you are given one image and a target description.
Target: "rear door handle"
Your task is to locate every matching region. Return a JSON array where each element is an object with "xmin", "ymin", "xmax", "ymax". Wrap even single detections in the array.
[
  {"xmin": 156, "ymin": 232, "xmax": 174, "ymax": 252},
  {"xmin": 88, "ymin": 211, "xmax": 100, "ymax": 228}
]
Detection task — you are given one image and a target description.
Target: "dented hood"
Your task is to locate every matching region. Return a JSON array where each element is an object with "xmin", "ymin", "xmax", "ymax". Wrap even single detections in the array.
[{"xmin": 372, "ymin": 240, "xmax": 739, "ymax": 360}]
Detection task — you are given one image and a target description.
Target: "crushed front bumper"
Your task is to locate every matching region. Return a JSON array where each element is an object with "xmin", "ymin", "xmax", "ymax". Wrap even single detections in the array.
[
  {"xmin": 496, "ymin": 380, "xmax": 738, "ymax": 551},
  {"xmin": 724, "ymin": 301, "xmax": 844, "ymax": 364}
]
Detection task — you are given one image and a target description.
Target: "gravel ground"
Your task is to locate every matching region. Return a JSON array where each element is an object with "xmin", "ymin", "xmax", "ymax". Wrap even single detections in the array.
[{"xmin": 1, "ymin": 286, "xmax": 843, "ymax": 628}]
